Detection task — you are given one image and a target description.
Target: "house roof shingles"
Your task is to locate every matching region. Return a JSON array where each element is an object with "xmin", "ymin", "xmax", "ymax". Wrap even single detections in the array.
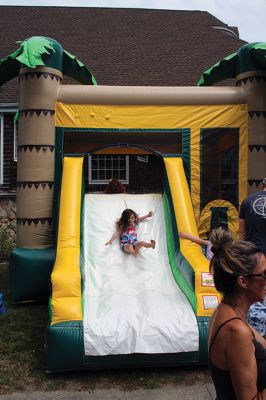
[{"xmin": 0, "ymin": 6, "xmax": 246, "ymax": 103}]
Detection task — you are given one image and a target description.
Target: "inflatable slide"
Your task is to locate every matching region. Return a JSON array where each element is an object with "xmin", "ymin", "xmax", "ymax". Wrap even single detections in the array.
[
  {"xmin": 83, "ymin": 193, "xmax": 198, "ymax": 356},
  {"xmin": 46, "ymin": 156, "xmax": 218, "ymax": 372}
]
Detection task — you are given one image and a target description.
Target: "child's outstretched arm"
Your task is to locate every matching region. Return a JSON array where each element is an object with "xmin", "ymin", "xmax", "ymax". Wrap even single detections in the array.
[
  {"xmin": 138, "ymin": 211, "xmax": 154, "ymax": 222},
  {"xmin": 105, "ymin": 230, "xmax": 120, "ymax": 246},
  {"xmin": 179, "ymin": 231, "xmax": 209, "ymax": 246}
]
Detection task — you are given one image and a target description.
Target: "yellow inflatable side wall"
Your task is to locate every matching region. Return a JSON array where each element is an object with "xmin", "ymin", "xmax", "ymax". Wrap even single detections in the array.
[
  {"xmin": 164, "ymin": 158, "xmax": 220, "ymax": 317},
  {"xmin": 51, "ymin": 157, "xmax": 83, "ymax": 324}
]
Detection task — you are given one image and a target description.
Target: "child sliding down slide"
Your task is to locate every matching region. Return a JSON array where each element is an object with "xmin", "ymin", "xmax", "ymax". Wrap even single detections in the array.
[{"xmin": 105, "ymin": 208, "xmax": 156, "ymax": 257}]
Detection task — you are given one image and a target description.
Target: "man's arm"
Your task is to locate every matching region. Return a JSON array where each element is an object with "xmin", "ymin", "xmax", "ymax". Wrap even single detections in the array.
[
  {"xmin": 239, "ymin": 200, "xmax": 247, "ymax": 240},
  {"xmin": 239, "ymin": 218, "xmax": 246, "ymax": 240}
]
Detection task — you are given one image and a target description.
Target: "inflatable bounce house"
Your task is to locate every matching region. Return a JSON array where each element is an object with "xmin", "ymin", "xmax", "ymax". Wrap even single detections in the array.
[{"xmin": 1, "ymin": 37, "xmax": 266, "ymax": 372}]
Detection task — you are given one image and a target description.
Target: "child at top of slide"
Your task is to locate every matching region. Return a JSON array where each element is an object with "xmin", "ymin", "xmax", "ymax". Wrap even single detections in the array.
[{"xmin": 105, "ymin": 208, "xmax": 156, "ymax": 257}]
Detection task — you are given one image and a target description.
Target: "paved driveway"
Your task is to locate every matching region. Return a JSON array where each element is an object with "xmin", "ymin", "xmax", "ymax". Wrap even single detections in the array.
[{"xmin": 0, "ymin": 384, "xmax": 216, "ymax": 399}]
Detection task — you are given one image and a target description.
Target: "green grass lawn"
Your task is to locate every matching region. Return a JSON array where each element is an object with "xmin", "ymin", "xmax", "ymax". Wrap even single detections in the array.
[{"xmin": 0, "ymin": 262, "xmax": 211, "ymax": 395}]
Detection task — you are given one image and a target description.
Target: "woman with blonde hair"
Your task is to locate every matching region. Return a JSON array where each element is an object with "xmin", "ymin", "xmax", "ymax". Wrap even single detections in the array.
[{"xmin": 208, "ymin": 228, "xmax": 266, "ymax": 400}]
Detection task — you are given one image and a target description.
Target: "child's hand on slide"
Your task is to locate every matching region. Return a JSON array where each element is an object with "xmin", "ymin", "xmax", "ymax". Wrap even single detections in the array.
[{"xmin": 178, "ymin": 232, "xmax": 188, "ymax": 239}]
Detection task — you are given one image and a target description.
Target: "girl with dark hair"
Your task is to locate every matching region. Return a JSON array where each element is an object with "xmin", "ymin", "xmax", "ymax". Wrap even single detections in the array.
[
  {"xmin": 105, "ymin": 208, "xmax": 155, "ymax": 257},
  {"xmin": 208, "ymin": 227, "xmax": 266, "ymax": 400},
  {"xmin": 103, "ymin": 179, "xmax": 126, "ymax": 194}
]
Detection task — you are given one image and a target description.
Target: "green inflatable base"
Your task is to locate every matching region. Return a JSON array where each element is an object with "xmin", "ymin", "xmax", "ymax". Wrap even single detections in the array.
[
  {"xmin": 46, "ymin": 318, "xmax": 209, "ymax": 373},
  {"xmin": 9, "ymin": 246, "xmax": 55, "ymax": 303}
]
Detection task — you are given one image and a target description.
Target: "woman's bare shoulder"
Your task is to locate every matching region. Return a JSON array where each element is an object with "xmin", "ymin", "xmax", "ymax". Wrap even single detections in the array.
[
  {"xmin": 226, "ymin": 319, "xmax": 253, "ymax": 345},
  {"xmin": 209, "ymin": 312, "xmax": 252, "ymax": 344}
]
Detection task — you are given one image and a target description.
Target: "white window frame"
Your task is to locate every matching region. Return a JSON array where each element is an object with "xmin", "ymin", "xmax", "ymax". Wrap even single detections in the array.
[
  {"xmin": 0, "ymin": 114, "xmax": 3, "ymax": 185},
  {"xmin": 88, "ymin": 155, "xmax": 129, "ymax": 185},
  {"xmin": 13, "ymin": 119, "xmax": 18, "ymax": 161}
]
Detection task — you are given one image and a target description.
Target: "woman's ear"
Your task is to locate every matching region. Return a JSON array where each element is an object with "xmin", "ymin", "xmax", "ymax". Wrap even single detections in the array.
[{"xmin": 237, "ymin": 275, "xmax": 248, "ymax": 289}]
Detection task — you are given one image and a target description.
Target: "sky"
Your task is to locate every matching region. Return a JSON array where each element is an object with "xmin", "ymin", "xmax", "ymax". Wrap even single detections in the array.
[{"xmin": 0, "ymin": 0, "xmax": 265, "ymax": 43}]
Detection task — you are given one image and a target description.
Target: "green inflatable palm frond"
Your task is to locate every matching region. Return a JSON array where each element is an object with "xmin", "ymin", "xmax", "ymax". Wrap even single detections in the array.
[
  {"xmin": 0, "ymin": 37, "xmax": 55, "ymax": 86},
  {"xmin": 251, "ymin": 42, "xmax": 266, "ymax": 69},
  {"xmin": 197, "ymin": 52, "xmax": 237, "ymax": 86},
  {"xmin": 0, "ymin": 36, "xmax": 96, "ymax": 86},
  {"xmin": 252, "ymin": 42, "xmax": 266, "ymax": 51},
  {"xmin": 63, "ymin": 50, "xmax": 97, "ymax": 85},
  {"xmin": 15, "ymin": 37, "xmax": 55, "ymax": 68},
  {"xmin": 197, "ymin": 42, "xmax": 266, "ymax": 86},
  {"xmin": 0, "ymin": 49, "xmax": 21, "ymax": 86}
]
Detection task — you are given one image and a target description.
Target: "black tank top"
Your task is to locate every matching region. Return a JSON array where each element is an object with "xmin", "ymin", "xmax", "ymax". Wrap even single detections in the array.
[{"xmin": 209, "ymin": 317, "xmax": 266, "ymax": 400}]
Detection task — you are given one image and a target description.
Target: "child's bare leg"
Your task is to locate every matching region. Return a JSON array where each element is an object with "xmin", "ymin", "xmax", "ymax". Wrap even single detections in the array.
[
  {"xmin": 123, "ymin": 244, "xmax": 138, "ymax": 257},
  {"xmin": 135, "ymin": 240, "xmax": 156, "ymax": 251}
]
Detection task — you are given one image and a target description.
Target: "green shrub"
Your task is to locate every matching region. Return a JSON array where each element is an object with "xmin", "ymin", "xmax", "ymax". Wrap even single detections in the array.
[{"xmin": 0, "ymin": 227, "xmax": 14, "ymax": 256}]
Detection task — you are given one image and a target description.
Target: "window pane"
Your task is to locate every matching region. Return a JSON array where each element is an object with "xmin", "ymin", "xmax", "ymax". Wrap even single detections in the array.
[
  {"xmin": 119, "ymin": 158, "xmax": 126, "ymax": 168},
  {"xmin": 89, "ymin": 155, "xmax": 129, "ymax": 184},
  {"xmin": 112, "ymin": 159, "xmax": 119, "ymax": 169},
  {"xmin": 106, "ymin": 170, "xmax": 113, "ymax": 180},
  {"xmin": 14, "ymin": 120, "xmax": 18, "ymax": 161},
  {"xmin": 99, "ymin": 170, "xmax": 105, "ymax": 180},
  {"xmin": 113, "ymin": 170, "xmax": 119, "ymax": 179},
  {"xmin": 106, "ymin": 158, "xmax": 112, "ymax": 168},
  {"xmin": 92, "ymin": 170, "xmax": 98, "ymax": 180},
  {"xmin": 98, "ymin": 159, "xmax": 105, "ymax": 169},
  {"xmin": 91, "ymin": 157, "xmax": 97, "ymax": 169}
]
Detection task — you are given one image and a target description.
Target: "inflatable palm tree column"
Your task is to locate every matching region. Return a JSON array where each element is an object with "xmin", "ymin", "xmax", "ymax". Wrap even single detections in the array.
[
  {"xmin": 198, "ymin": 42, "xmax": 266, "ymax": 195},
  {"xmin": 17, "ymin": 64, "xmax": 61, "ymax": 248},
  {"xmin": 0, "ymin": 37, "xmax": 96, "ymax": 302},
  {"xmin": 235, "ymin": 64, "xmax": 266, "ymax": 193}
]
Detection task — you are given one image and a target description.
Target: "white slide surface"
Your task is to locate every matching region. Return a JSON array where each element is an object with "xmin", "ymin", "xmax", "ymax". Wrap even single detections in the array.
[{"xmin": 83, "ymin": 193, "xmax": 199, "ymax": 355}]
